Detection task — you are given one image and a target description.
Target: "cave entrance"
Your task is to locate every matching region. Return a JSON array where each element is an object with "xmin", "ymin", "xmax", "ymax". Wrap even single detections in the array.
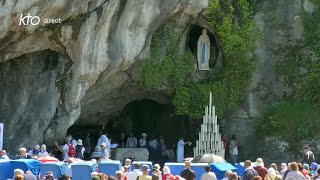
[
  {"xmin": 116, "ymin": 99, "xmax": 185, "ymax": 146},
  {"xmin": 67, "ymin": 99, "xmax": 189, "ymax": 147},
  {"xmin": 187, "ymin": 24, "xmax": 220, "ymax": 68}
]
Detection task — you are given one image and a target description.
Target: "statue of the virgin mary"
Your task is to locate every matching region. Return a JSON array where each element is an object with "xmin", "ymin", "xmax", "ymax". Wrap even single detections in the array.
[{"xmin": 197, "ymin": 29, "xmax": 210, "ymax": 70}]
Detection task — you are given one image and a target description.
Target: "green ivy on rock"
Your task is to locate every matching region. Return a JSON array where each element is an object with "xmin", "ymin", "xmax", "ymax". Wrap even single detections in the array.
[
  {"xmin": 137, "ymin": 27, "xmax": 195, "ymax": 93},
  {"xmin": 173, "ymin": 0, "xmax": 257, "ymax": 117},
  {"xmin": 138, "ymin": 0, "xmax": 257, "ymax": 118},
  {"xmin": 259, "ymin": 1, "xmax": 320, "ymax": 152}
]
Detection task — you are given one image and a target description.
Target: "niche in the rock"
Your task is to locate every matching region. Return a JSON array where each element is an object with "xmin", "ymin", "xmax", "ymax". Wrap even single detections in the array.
[{"xmin": 187, "ymin": 25, "xmax": 219, "ymax": 68}]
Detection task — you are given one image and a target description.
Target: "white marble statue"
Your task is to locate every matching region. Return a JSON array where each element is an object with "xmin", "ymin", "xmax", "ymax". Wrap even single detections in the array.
[{"xmin": 197, "ymin": 29, "xmax": 210, "ymax": 70}]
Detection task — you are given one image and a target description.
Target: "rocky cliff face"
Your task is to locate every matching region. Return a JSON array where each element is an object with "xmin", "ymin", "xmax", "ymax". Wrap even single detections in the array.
[
  {"xmin": 223, "ymin": 0, "xmax": 314, "ymax": 163},
  {"xmin": 0, "ymin": 0, "xmax": 315, "ymax": 162},
  {"xmin": 0, "ymin": 0, "xmax": 208, "ymax": 152}
]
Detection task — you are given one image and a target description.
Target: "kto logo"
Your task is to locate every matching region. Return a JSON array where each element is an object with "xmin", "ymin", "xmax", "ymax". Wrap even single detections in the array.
[{"xmin": 19, "ymin": 14, "xmax": 40, "ymax": 25}]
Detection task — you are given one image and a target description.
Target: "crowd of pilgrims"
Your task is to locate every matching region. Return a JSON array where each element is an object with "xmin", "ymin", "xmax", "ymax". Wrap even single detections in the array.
[
  {"xmin": 0, "ymin": 130, "xmax": 319, "ymax": 180},
  {"xmin": 5, "ymin": 155, "xmax": 320, "ymax": 180},
  {"xmin": 0, "ymin": 130, "xmax": 182, "ymax": 162}
]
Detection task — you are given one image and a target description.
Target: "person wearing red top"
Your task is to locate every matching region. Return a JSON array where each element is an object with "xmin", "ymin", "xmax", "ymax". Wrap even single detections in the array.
[
  {"xmin": 254, "ymin": 158, "xmax": 268, "ymax": 180},
  {"xmin": 297, "ymin": 163, "xmax": 307, "ymax": 177},
  {"xmin": 162, "ymin": 166, "xmax": 175, "ymax": 180}
]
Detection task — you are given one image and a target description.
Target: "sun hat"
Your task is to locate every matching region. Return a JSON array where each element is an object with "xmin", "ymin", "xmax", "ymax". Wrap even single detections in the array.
[
  {"xmin": 125, "ymin": 158, "xmax": 131, "ymax": 163},
  {"xmin": 77, "ymin": 139, "xmax": 83, "ymax": 146},
  {"xmin": 91, "ymin": 172, "xmax": 99, "ymax": 176},
  {"xmin": 268, "ymin": 168, "xmax": 276, "ymax": 176},
  {"xmin": 255, "ymin": 158, "xmax": 264, "ymax": 167},
  {"xmin": 163, "ymin": 166, "xmax": 171, "ymax": 175},
  {"xmin": 154, "ymin": 164, "xmax": 160, "ymax": 170},
  {"xmin": 141, "ymin": 133, "xmax": 148, "ymax": 137}
]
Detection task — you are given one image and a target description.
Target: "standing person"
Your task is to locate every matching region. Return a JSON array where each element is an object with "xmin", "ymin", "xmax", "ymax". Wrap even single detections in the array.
[
  {"xmin": 138, "ymin": 165, "xmax": 152, "ymax": 180},
  {"xmin": 221, "ymin": 134, "xmax": 227, "ymax": 150},
  {"xmin": 16, "ymin": 148, "xmax": 31, "ymax": 159},
  {"xmin": 162, "ymin": 166, "xmax": 175, "ymax": 180},
  {"xmin": 75, "ymin": 139, "xmax": 85, "ymax": 159},
  {"xmin": 285, "ymin": 162, "xmax": 305, "ymax": 180},
  {"xmin": 270, "ymin": 163, "xmax": 280, "ymax": 175},
  {"xmin": 116, "ymin": 171, "xmax": 125, "ymax": 180},
  {"xmin": 84, "ymin": 133, "xmax": 92, "ymax": 156},
  {"xmin": 122, "ymin": 159, "xmax": 132, "ymax": 172},
  {"xmin": 222, "ymin": 170, "xmax": 233, "ymax": 180},
  {"xmin": 54, "ymin": 137, "xmax": 76, "ymax": 160},
  {"xmin": 67, "ymin": 135, "xmax": 77, "ymax": 148},
  {"xmin": 126, "ymin": 132, "xmax": 138, "ymax": 148},
  {"xmin": 97, "ymin": 131, "xmax": 111, "ymax": 152},
  {"xmin": 127, "ymin": 163, "xmax": 142, "ymax": 180},
  {"xmin": 303, "ymin": 146, "xmax": 315, "ymax": 166},
  {"xmin": 229, "ymin": 135, "xmax": 238, "ymax": 164},
  {"xmin": 158, "ymin": 137, "xmax": 175, "ymax": 161},
  {"xmin": 180, "ymin": 161, "xmax": 196, "ymax": 180},
  {"xmin": 266, "ymin": 168, "xmax": 276, "ymax": 180},
  {"xmin": 243, "ymin": 160, "xmax": 258, "ymax": 180},
  {"xmin": 280, "ymin": 163, "xmax": 288, "ymax": 177},
  {"xmin": 176, "ymin": 137, "xmax": 191, "ymax": 163},
  {"xmin": 254, "ymin": 158, "xmax": 268, "ymax": 180},
  {"xmin": 118, "ymin": 132, "xmax": 127, "ymax": 148},
  {"xmin": 201, "ymin": 165, "xmax": 217, "ymax": 180},
  {"xmin": 139, "ymin": 133, "xmax": 148, "ymax": 148},
  {"xmin": 228, "ymin": 173, "xmax": 238, "ymax": 180}
]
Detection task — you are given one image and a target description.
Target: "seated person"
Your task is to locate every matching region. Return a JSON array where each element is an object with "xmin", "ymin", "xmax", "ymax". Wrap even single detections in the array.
[
  {"xmin": 38, "ymin": 144, "xmax": 50, "ymax": 157},
  {"xmin": 148, "ymin": 136, "xmax": 158, "ymax": 152},
  {"xmin": 100, "ymin": 142, "xmax": 110, "ymax": 159},
  {"xmin": 16, "ymin": 148, "xmax": 31, "ymax": 159},
  {"xmin": 157, "ymin": 138, "xmax": 175, "ymax": 161},
  {"xmin": 0, "ymin": 150, "xmax": 10, "ymax": 159},
  {"xmin": 91, "ymin": 146, "xmax": 102, "ymax": 158}
]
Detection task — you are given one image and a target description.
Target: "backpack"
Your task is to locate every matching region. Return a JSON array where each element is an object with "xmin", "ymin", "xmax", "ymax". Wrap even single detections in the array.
[
  {"xmin": 75, "ymin": 145, "xmax": 84, "ymax": 159},
  {"xmin": 67, "ymin": 144, "xmax": 76, "ymax": 157}
]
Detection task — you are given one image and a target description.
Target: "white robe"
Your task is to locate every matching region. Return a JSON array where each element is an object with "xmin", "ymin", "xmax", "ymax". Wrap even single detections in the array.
[
  {"xmin": 97, "ymin": 135, "xmax": 111, "ymax": 151},
  {"xmin": 177, "ymin": 140, "xmax": 185, "ymax": 162}
]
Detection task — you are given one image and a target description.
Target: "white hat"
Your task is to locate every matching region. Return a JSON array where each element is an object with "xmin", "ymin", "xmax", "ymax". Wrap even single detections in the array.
[
  {"xmin": 154, "ymin": 164, "xmax": 160, "ymax": 170},
  {"xmin": 268, "ymin": 168, "xmax": 276, "ymax": 176},
  {"xmin": 77, "ymin": 139, "xmax": 83, "ymax": 146},
  {"xmin": 141, "ymin": 133, "xmax": 148, "ymax": 137},
  {"xmin": 125, "ymin": 159, "xmax": 131, "ymax": 162},
  {"xmin": 255, "ymin": 158, "xmax": 264, "ymax": 167},
  {"xmin": 91, "ymin": 172, "xmax": 99, "ymax": 177},
  {"xmin": 163, "ymin": 166, "xmax": 171, "ymax": 175},
  {"xmin": 100, "ymin": 142, "xmax": 107, "ymax": 147}
]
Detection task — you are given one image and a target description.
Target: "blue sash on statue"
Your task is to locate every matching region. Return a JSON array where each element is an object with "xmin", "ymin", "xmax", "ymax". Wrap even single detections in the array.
[{"xmin": 201, "ymin": 43, "xmax": 206, "ymax": 64}]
